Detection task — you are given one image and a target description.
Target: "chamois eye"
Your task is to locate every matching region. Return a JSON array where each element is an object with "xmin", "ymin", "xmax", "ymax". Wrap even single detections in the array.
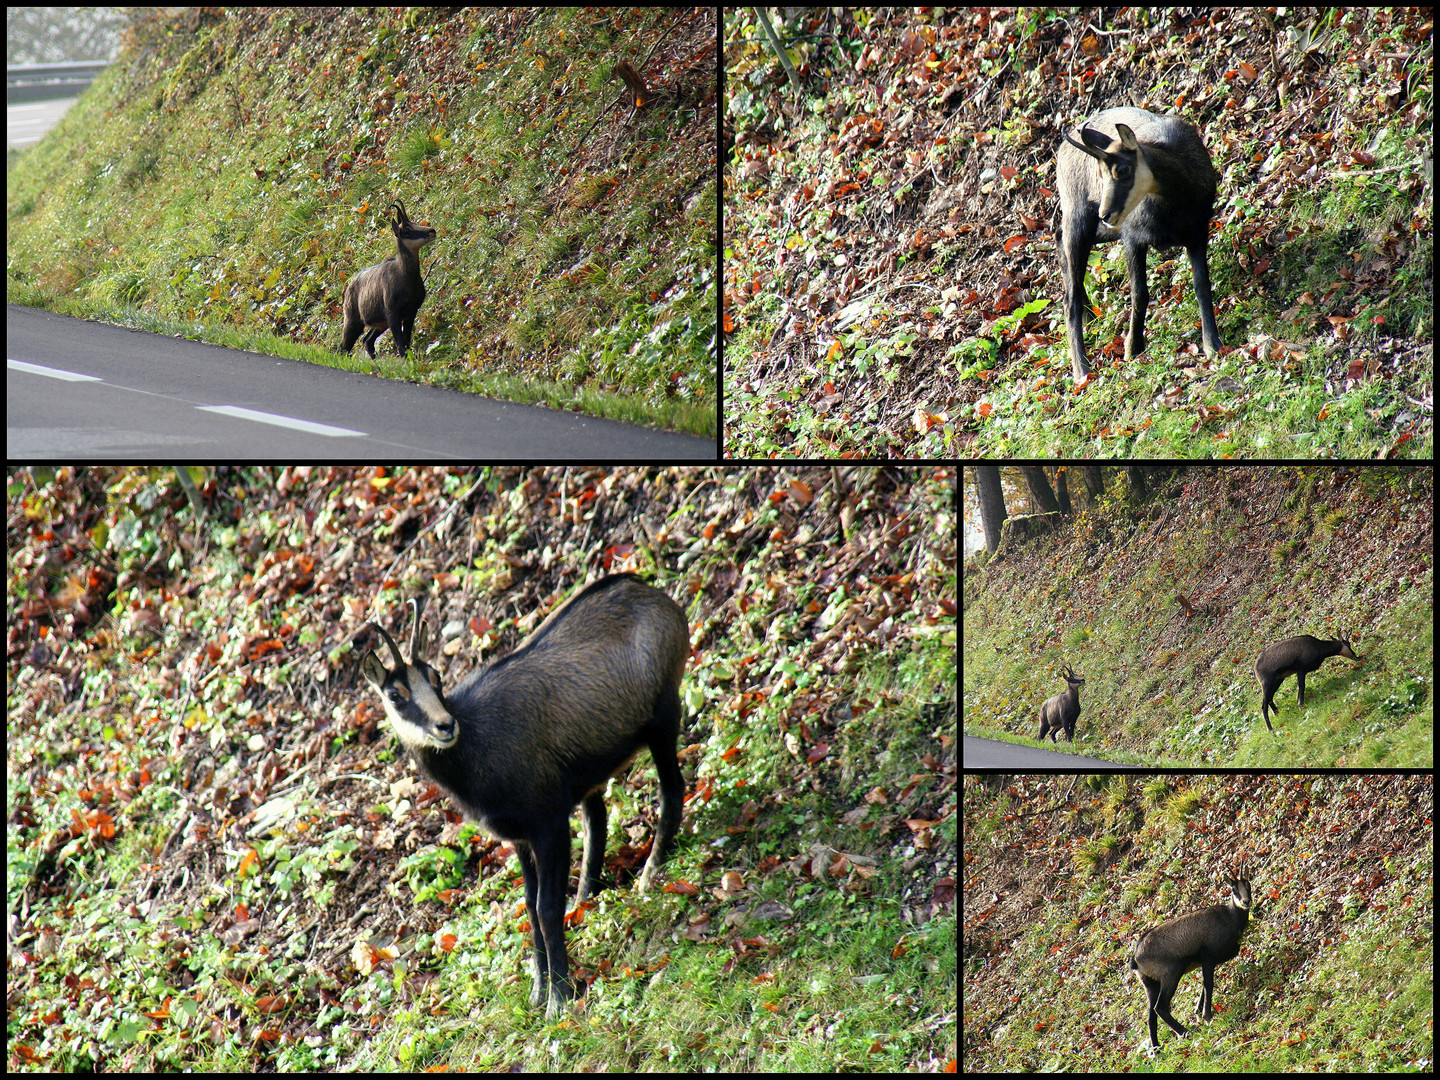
[{"xmin": 358, "ymin": 575, "xmax": 690, "ymax": 1017}]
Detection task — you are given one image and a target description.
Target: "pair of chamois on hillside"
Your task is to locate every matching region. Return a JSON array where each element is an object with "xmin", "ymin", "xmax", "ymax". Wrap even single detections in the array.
[{"xmin": 1037, "ymin": 633, "xmax": 1363, "ymax": 743}]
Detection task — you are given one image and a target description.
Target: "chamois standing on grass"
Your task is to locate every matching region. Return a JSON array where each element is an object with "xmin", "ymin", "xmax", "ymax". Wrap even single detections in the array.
[
  {"xmin": 1254, "ymin": 634, "xmax": 1364, "ymax": 732},
  {"xmin": 341, "ymin": 199, "xmax": 436, "ymax": 360},
  {"xmin": 1056, "ymin": 107, "xmax": 1222, "ymax": 382},
  {"xmin": 1130, "ymin": 869, "xmax": 1254, "ymax": 1051},
  {"xmin": 1038, "ymin": 664, "xmax": 1084, "ymax": 743},
  {"xmin": 360, "ymin": 576, "xmax": 689, "ymax": 1017}
]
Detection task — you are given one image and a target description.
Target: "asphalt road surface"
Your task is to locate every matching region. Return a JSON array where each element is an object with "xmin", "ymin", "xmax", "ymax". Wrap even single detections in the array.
[
  {"xmin": 962, "ymin": 735, "xmax": 1142, "ymax": 769},
  {"xmin": 6, "ymin": 305, "xmax": 715, "ymax": 459}
]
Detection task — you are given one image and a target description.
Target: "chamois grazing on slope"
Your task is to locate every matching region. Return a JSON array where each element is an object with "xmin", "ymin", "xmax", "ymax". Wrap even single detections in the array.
[
  {"xmin": 1254, "ymin": 634, "xmax": 1363, "ymax": 732},
  {"xmin": 360, "ymin": 575, "xmax": 689, "ymax": 1016},
  {"xmin": 341, "ymin": 199, "xmax": 436, "ymax": 359},
  {"xmin": 1056, "ymin": 107, "xmax": 1222, "ymax": 382},
  {"xmin": 1130, "ymin": 868, "xmax": 1254, "ymax": 1051},
  {"xmin": 1037, "ymin": 664, "xmax": 1084, "ymax": 743}
]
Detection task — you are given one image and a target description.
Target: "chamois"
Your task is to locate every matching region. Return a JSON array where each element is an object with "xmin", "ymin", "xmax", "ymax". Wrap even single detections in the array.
[
  {"xmin": 1056, "ymin": 107, "xmax": 1222, "ymax": 382},
  {"xmin": 1130, "ymin": 869, "xmax": 1254, "ymax": 1050},
  {"xmin": 341, "ymin": 199, "xmax": 436, "ymax": 359},
  {"xmin": 1254, "ymin": 634, "xmax": 1363, "ymax": 732},
  {"xmin": 1037, "ymin": 664, "xmax": 1084, "ymax": 743},
  {"xmin": 360, "ymin": 575, "xmax": 689, "ymax": 1016}
]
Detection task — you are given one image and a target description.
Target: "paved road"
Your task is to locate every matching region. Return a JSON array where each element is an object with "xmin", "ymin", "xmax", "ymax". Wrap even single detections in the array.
[
  {"xmin": 962, "ymin": 735, "xmax": 1142, "ymax": 769},
  {"xmin": 7, "ymin": 305, "xmax": 715, "ymax": 459}
]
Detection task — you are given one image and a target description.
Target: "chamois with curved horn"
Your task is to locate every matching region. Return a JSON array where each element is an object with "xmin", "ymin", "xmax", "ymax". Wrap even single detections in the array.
[
  {"xmin": 359, "ymin": 575, "xmax": 689, "ymax": 1017},
  {"xmin": 1038, "ymin": 664, "xmax": 1084, "ymax": 743},
  {"xmin": 1130, "ymin": 868, "xmax": 1255, "ymax": 1050},
  {"xmin": 341, "ymin": 198, "xmax": 436, "ymax": 359},
  {"xmin": 1056, "ymin": 107, "xmax": 1222, "ymax": 382}
]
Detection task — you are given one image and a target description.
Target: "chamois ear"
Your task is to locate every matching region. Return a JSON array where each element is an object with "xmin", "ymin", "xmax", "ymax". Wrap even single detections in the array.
[
  {"xmin": 1056, "ymin": 107, "xmax": 1222, "ymax": 384},
  {"xmin": 359, "ymin": 574, "xmax": 690, "ymax": 1017},
  {"xmin": 340, "ymin": 197, "xmax": 437, "ymax": 360},
  {"xmin": 1129, "ymin": 872, "xmax": 1254, "ymax": 1050}
]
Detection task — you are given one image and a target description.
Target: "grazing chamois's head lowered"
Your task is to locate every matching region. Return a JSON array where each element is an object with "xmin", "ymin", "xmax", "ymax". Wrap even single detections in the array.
[
  {"xmin": 1253, "ymin": 633, "xmax": 1363, "ymax": 732},
  {"xmin": 1056, "ymin": 107, "xmax": 1222, "ymax": 383},
  {"xmin": 341, "ymin": 198, "xmax": 436, "ymax": 360},
  {"xmin": 1038, "ymin": 664, "xmax": 1084, "ymax": 743},
  {"xmin": 1130, "ymin": 868, "xmax": 1255, "ymax": 1051}
]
